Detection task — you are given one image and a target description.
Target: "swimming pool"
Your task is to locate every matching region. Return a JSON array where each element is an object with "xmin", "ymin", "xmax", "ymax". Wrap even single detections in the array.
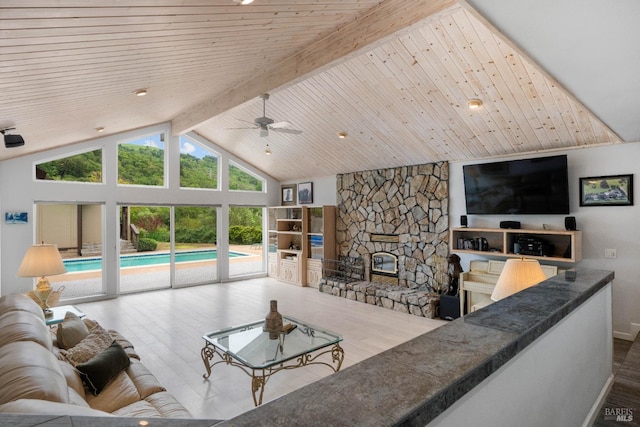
[{"xmin": 63, "ymin": 250, "xmax": 247, "ymax": 272}]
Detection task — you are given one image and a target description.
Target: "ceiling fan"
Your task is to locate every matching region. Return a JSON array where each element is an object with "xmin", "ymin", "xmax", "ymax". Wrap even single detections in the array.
[{"xmin": 229, "ymin": 93, "xmax": 303, "ymax": 137}]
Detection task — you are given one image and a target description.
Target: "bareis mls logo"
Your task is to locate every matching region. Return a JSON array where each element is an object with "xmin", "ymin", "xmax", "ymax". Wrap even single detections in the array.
[{"xmin": 604, "ymin": 407, "xmax": 634, "ymax": 422}]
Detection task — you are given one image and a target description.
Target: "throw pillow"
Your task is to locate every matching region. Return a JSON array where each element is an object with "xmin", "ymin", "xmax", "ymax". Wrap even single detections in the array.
[
  {"xmin": 61, "ymin": 324, "xmax": 113, "ymax": 366},
  {"xmin": 76, "ymin": 341, "xmax": 131, "ymax": 395},
  {"xmin": 56, "ymin": 311, "xmax": 89, "ymax": 349}
]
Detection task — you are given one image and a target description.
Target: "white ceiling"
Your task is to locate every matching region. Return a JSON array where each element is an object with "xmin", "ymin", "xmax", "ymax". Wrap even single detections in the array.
[{"xmin": 0, "ymin": 0, "xmax": 637, "ymax": 181}]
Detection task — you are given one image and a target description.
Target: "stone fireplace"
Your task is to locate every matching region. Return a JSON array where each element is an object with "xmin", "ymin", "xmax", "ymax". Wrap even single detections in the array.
[{"xmin": 336, "ymin": 162, "xmax": 449, "ymax": 291}]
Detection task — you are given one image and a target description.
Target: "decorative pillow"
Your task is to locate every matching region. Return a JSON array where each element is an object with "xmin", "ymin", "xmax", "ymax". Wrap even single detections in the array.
[
  {"xmin": 76, "ymin": 341, "xmax": 131, "ymax": 396},
  {"xmin": 56, "ymin": 311, "xmax": 89, "ymax": 349},
  {"xmin": 60, "ymin": 324, "xmax": 113, "ymax": 366}
]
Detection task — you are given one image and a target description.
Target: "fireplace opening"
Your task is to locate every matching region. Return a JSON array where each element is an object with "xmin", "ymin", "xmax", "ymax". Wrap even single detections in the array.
[
  {"xmin": 371, "ymin": 252, "xmax": 398, "ymax": 276},
  {"xmin": 371, "ymin": 252, "xmax": 399, "ymax": 286}
]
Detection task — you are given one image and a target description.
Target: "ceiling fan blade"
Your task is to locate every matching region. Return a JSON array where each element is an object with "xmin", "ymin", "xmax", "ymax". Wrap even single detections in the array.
[
  {"xmin": 270, "ymin": 127, "xmax": 303, "ymax": 135},
  {"xmin": 226, "ymin": 126, "xmax": 258, "ymax": 130},
  {"xmin": 269, "ymin": 121, "xmax": 292, "ymax": 129}
]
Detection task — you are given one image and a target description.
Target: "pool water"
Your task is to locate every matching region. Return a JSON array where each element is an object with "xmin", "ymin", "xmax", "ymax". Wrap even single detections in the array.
[{"xmin": 64, "ymin": 250, "xmax": 246, "ymax": 272}]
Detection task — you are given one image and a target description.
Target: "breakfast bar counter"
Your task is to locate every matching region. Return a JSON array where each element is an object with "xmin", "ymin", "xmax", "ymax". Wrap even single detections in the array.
[{"xmin": 219, "ymin": 268, "xmax": 614, "ymax": 427}]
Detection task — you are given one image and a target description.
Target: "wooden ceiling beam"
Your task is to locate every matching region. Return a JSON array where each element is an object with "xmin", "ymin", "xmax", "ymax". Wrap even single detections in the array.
[{"xmin": 171, "ymin": 0, "xmax": 458, "ymax": 135}]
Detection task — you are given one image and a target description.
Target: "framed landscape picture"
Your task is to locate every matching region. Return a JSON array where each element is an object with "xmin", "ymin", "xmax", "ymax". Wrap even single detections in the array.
[
  {"xmin": 579, "ymin": 174, "xmax": 633, "ymax": 206},
  {"xmin": 4, "ymin": 212, "xmax": 28, "ymax": 224}
]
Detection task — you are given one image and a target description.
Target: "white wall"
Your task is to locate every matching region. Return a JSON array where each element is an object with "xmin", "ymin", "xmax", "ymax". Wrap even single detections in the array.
[
  {"xmin": 281, "ymin": 175, "xmax": 337, "ymax": 206},
  {"xmin": 0, "ymin": 123, "xmax": 280, "ymax": 297},
  {"xmin": 449, "ymin": 142, "xmax": 640, "ymax": 339}
]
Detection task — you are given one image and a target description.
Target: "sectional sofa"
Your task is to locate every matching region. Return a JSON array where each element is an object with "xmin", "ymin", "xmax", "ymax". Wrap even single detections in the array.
[{"xmin": 0, "ymin": 293, "xmax": 192, "ymax": 419}]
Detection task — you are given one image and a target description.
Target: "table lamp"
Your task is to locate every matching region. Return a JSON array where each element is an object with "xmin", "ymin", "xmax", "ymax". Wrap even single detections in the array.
[
  {"xmin": 17, "ymin": 242, "xmax": 67, "ymax": 316},
  {"xmin": 491, "ymin": 258, "xmax": 547, "ymax": 301}
]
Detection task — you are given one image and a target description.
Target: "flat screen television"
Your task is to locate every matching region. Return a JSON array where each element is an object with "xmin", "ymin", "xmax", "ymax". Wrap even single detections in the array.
[{"xmin": 463, "ymin": 155, "xmax": 570, "ymax": 215}]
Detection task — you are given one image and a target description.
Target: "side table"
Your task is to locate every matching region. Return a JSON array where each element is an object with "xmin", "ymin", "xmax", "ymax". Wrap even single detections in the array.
[{"xmin": 45, "ymin": 305, "xmax": 85, "ymax": 326}]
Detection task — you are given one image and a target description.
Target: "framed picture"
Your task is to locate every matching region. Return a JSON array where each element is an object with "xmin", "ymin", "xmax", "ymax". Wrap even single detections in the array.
[
  {"xmin": 298, "ymin": 182, "xmax": 313, "ymax": 204},
  {"xmin": 579, "ymin": 174, "xmax": 633, "ymax": 206},
  {"xmin": 281, "ymin": 184, "xmax": 296, "ymax": 205},
  {"xmin": 5, "ymin": 212, "xmax": 28, "ymax": 224}
]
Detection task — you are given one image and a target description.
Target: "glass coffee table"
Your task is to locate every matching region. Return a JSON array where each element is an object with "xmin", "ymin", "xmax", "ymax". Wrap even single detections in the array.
[{"xmin": 201, "ymin": 316, "xmax": 344, "ymax": 406}]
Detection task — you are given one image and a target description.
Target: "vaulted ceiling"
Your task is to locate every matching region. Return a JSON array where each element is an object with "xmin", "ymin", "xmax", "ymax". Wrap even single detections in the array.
[{"xmin": 1, "ymin": 0, "xmax": 638, "ymax": 181}]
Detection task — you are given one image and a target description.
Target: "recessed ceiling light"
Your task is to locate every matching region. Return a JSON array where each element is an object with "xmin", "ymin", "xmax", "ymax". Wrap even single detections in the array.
[
  {"xmin": 133, "ymin": 89, "xmax": 148, "ymax": 97},
  {"xmin": 233, "ymin": 0, "xmax": 254, "ymax": 4},
  {"xmin": 95, "ymin": 127, "xmax": 105, "ymax": 133},
  {"xmin": 337, "ymin": 131, "xmax": 348, "ymax": 139},
  {"xmin": 467, "ymin": 99, "xmax": 483, "ymax": 110}
]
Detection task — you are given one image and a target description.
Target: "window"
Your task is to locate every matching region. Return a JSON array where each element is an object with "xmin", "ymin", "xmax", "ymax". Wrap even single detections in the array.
[
  {"xmin": 36, "ymin": 149, "xmax": 102, "ymax": 183},
  {"xmin": 174, "ymin": 206, "xmax": 218, "ymax": 286},
  {"xmin": 119, "ymin": 205, "xmax": 171, "ymax": 293},
  {"xmin": 229, "ymin": 161, "xmax": 264, "ymax": 192},
  {"xmin": 179, "ymin": 135, "xmax": 219, "ymax": 189},
  {"xmin": 228, "ymin": 206, "xmax": 264, "ymax": 277},
  {"xmin": 118, "ymin": 133, "xmax": 165, "ymax": 186},
  {"xmin": 35, "ymin": 203, "xmax": 105, "ymax": 299}
]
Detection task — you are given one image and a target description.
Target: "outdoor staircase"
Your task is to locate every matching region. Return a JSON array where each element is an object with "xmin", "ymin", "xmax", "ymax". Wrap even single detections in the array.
[{"xmin": 81, "ymin": 240, "xmax": 137, "ymax": 256}]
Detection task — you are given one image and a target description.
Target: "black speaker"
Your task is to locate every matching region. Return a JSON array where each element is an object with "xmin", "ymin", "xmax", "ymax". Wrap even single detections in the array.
[
  {"xmin": 500, "ymin": 220, "xmax": 521, "ymax": 229},
  {"xmin": 439, "ymin": 295, "xmax": 460, "ymax": 320},
  {"xmin": 460, "ymin": 215, "xmax": 468, "ymax": 228},
  {"xmin": 565, "ymin": 216, "xmax": 577, "ymax": 231},
  {"xmin": 4, "ymin": 134, "xmax": 24, "ymax": 148}
]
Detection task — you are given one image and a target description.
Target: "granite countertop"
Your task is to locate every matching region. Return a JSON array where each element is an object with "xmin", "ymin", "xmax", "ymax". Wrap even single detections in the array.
[{"xmin": 219, "ymin": 268, "xmax": 614, "ymax": 427}]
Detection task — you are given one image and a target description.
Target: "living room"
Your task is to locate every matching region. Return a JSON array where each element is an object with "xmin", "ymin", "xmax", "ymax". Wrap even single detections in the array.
[{"xmin": 1, "ymin": 0, "xmax": 639, "ymax": 425}]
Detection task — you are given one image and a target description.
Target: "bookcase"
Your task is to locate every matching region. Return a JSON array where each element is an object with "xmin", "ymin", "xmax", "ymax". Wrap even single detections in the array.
[
  {"xmin": 305, "ymin": 206, "xmax": 336, "ymax": 288},
  {"xmin": 268, "ymin": 205, "xmax": 335, "ymax": 286}
]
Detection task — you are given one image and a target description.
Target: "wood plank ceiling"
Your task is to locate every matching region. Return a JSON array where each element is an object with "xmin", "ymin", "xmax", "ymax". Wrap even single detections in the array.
[{"xmin": 0, "ymin": 0, "xmax": 622, "ymax": 181}]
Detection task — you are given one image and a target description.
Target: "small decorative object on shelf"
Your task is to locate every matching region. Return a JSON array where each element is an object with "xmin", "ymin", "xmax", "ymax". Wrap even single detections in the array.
[{"xmin": 264, "ymin": 300, "xmax": 283, "ymax": 340}]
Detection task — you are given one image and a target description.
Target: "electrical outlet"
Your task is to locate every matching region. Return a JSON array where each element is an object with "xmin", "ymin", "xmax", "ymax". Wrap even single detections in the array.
[{"xmin": 604, "ymin": 248, "xmax": 617, "ymax": 259}]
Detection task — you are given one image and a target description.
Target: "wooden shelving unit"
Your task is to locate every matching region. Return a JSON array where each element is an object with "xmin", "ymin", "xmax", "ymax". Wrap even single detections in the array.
[
  {"xmin": 305, "ymin": 206, "xmax": 336, "ymax": 288},
  {"xmin": 450, "ymin": 227, "xmax": 582, "ymax": 263},
  {"xmin": 268, "ymin": 205, "xmax": 335, "ymax": 286}
]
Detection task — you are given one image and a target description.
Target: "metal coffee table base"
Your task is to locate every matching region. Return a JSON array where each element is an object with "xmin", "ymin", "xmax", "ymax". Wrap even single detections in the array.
[{"xmin": 201, "ymin": 341, "xmax": 344, "ymax": 406}]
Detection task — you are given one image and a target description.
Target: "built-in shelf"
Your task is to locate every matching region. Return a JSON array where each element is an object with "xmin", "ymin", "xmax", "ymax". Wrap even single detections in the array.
[
  {"xmin": 450, "ymin": 227, "xmax": 582, "ymax": 263},
  {"xmin": 268, "ymin": 205, "xmax": 335, "ymax": 286}
]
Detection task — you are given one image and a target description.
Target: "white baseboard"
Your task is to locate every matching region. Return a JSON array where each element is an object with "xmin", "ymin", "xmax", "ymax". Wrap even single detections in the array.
[
  {"xmin": 582, "ymin": 373, "xmax": 615, "ymax": 427},
  {"xmin": 613, "ymin": 323, "xmax": 640, "ymax": 341}
]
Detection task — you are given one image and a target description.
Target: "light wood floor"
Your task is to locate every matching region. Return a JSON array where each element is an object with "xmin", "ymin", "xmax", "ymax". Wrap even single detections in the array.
[{"xmin": 77, "ymin": 278, "xmax": 446, "ymax": 421}]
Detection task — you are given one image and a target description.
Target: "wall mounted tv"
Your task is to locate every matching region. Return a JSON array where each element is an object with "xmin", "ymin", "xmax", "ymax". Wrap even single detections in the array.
[{"xmin": 463, "ymin": 155, "xmax": 570, "ymax": 215}]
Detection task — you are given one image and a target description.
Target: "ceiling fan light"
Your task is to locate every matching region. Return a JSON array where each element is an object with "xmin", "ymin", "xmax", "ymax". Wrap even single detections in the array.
[
  {"xmin": 95, "ymin": 127, "xmax": 105, "ymax": 133},
  {"xmin": 265, "ymin": 146, "xmax": 272, "ymax": 155},
  {"xmin": 467, "ymin": 99, "xmax": 483, "ymax": 110},
  {"xmin": 133, "ymin": 89, "xmax": 148, "ymax": 97}
]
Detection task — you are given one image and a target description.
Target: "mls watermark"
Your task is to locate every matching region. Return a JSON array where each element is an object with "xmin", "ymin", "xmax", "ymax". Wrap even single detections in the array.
[{"xmin": 604, "ymin": 407, "xmax": 634, "ymax": 422}]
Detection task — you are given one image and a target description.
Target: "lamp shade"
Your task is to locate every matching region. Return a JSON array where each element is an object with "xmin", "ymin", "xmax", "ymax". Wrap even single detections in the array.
[
  {"xmin": 491, "ymin": 258, "xmax": 546, "ymax": 301},
  {"xmin": 17, "ymin": 243, "xmax": 67, "ymax": 278}
]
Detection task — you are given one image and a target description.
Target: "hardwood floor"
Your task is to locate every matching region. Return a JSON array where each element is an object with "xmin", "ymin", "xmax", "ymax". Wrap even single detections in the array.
[
  {"xmin": 77, "ymin": 278, "xmax": 446, "ymax": 421},
  {"xmin": 593, "ymin": 337, "xmax": 640, "ymax": 426}
]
